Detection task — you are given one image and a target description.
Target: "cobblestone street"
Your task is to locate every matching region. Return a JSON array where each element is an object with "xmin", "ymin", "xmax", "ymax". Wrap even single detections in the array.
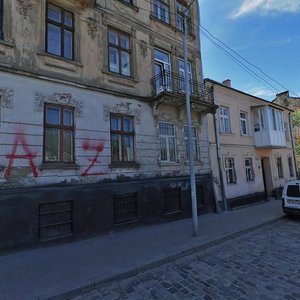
[{"xmin": 76, "ymin": 218, "xmax": 300, "ymax": 300}]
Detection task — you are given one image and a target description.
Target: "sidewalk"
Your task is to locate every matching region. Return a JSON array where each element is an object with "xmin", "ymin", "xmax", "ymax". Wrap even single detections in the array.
[{"xmin": 1, "ymin": 199, "xmax": 284, "ymax": 300}]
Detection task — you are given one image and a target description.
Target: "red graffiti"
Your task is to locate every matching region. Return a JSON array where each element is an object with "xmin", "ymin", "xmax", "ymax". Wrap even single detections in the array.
[
  {"xmin": 81, "ymin": 140, "xmax": 105, "ymax": 177},
  {"xmin": 5, "ymin": 134, "xmax": 38, "ymax": 178}
]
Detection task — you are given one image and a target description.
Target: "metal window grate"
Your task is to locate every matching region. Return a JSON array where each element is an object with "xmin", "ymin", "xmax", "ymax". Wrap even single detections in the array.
[
  {"xmin": 164, "ymin": 188, "xmax": 181, "ymax": 213},
  {"xmin": 39, "ymin": 200, "xmax": 73, "ymax": 240},
  {"xmin": 114, "ymin": 193, "xmax": 138, "ymax": 225}
]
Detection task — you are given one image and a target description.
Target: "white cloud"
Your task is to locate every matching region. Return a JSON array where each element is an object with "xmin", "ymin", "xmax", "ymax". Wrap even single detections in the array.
[
  {"xmin": 244, "ymin": 86, "xmax": 275, "ymax": 100},
  {"xmin": 231, "ymin": 0, "xmax": 300, "ymax": 18}
]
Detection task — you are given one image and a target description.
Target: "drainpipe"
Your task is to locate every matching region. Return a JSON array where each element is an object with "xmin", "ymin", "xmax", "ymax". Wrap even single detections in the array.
[
  {"xmin": 196, "ymin": 0, "xmax": 204, "ymax": 81},
  {"xmin": 289, "ymin": 112, "xmax": 298, "ymax": 178},
  {"xmin": 212, "ymin": 86, "xmax": 227, "ymax": 211}
]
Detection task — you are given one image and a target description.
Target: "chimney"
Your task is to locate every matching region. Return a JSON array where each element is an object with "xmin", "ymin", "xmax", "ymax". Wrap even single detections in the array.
[{"xmin": 222, "ymin": 79, "xmax": 231, "ymax": 87}]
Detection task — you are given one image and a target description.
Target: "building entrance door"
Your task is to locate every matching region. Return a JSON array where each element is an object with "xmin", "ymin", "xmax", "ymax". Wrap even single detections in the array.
[{"xmin": 261, "ymin": 157, "xmax": 273, "ymax": 196}]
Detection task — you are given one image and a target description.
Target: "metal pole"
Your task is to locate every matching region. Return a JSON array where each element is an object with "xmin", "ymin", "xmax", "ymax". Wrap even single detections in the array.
[{"xmin": 184, "ymin": 13, "xmax": 198, "ymax": 236}]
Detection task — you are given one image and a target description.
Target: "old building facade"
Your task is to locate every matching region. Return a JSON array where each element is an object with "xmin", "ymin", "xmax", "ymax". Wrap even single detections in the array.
[
  {"xmin": 207, "ymin": 79, "xmax": 296, "ymax": 210},
  {"xmin": 0, "ymin": 0, "xmax": 216, "ymax": 251}
]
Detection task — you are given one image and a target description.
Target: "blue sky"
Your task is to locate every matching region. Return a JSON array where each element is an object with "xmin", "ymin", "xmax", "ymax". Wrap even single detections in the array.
[{"xmin": 199, "ymin": 0, "xmax": 300, "ymax": 100}]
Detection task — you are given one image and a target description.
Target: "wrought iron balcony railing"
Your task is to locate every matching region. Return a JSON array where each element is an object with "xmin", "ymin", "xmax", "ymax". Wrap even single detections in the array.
[{"xmin": 151, "ymin": 70, "xmax": 214, "ymax": 104}]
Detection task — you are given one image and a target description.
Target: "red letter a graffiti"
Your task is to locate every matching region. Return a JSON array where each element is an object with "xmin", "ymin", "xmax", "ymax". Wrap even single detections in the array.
[{"xmin": 5, "ymin": 135, "xmax": 38, "ymax": 178}]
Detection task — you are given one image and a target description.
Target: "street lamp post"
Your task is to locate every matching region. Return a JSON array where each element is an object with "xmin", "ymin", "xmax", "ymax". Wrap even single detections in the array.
[{"xmin": 183, "ymin": 10, "xmax": 199, "ymax": 236}]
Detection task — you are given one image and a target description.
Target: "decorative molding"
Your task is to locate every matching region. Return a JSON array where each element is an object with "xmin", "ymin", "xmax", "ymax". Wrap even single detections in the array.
[
  {"xmin": 102, "ymin": 13, "xmax": 108, "ymax": 25},
  {"xmin": 139, "ymin": 41, "xmax": 148, "ymax": 58},
  {"xmin": 34, "ymin": 92, "xmax": 83, "ymax": 118},
  {"xmin": 149, "ymin": 35, "xmax": 155, "ymax": 47},
  {"xmin": 0, "ymin": 88, "xmax": 14, "ymax": 108},
  {"xmin": 155, "ymin": 111, "xmax": 177, "ymax": 123},
  {"xmin": 103, "ymin": 102, "xmax": 141, "ymax": 124},
  {"xmin": 16, "ymin": 0, "xmax": 33, "ymax": 19},
  {"xmin": 131, "ymin": 27, "xmax": 136, "ymax": 39},
  {"xmin": 80, "ymin": 2, "xmax": 88, "ymax": 11},
  {"xmin": 87, "ymin": 18, "xmax": 98, "ymax": 39},
  {"xmin": 171, "ymin": 45, "xmax": 179, "ymax": 56}
]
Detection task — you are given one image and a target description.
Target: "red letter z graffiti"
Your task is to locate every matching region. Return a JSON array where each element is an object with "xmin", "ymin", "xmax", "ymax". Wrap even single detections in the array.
[{"xmin": 81, "ymin": 140, "xmax": 105, "ymax": 177}]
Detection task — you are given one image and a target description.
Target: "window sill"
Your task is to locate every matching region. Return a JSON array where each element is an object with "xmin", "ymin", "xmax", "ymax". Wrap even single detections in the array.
[
  {"xmin": 220, "ymin": 132, "xmax": 234, "ymax": 136},
  {"xmin": 118, "ymin": 0, "xmax": 139, "ymax": 11},
  {"xmin": 109, "ymin": 161, "xmax": 140, "ymax": 169},
  {"xmin": 103, "ymin": 69, "xmax": 139, "ymax": 86},
  {"xmin": 150, "ymin": 15, "xmax": 173, "ymax": 29},
  {"xmin": 39, "ymin": 162, "xmax": 79, "ymax": 170},
  {"xmin": 159, "ymin": 161, "xmax": 180, "ymax": 167},
  {"xmin": 37, "ymin": 52, "xmax": 83, "ymax": 73}
]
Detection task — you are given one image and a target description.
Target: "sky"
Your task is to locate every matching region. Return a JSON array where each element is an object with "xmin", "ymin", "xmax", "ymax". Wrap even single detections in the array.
[{"xmin": 199, "ymin": 0, "xmax": 300, "ymax": 101}]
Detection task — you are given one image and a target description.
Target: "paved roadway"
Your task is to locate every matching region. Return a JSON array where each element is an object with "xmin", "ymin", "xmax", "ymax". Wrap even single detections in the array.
[{"xmin": 74, "ymin": 218, "xmax": 300, "ymax": 300}]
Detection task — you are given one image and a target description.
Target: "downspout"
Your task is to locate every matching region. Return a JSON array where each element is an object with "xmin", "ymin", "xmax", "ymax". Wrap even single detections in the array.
[
  {"xmin": 212, "ymin": 85, "xmax": 227, "ymax": 211},
  {"xmin": 289, "ymin": 112, "xmax": 298, "ymax": 178},
  {"xmin": 196, "ymin": 0, "xmax": 204, "ymax": 81}
]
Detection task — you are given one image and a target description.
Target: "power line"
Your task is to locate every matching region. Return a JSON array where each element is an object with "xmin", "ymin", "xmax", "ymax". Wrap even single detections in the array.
[{"xmin": 104, "ymin": 0, "xmax": 299, "ymax": 97}]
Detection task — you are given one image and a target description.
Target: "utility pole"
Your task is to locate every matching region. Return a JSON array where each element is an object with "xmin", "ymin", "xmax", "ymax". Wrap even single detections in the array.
[{"xmin": 183, "ymin": 2, "xmax": 198, "ymax": 236}]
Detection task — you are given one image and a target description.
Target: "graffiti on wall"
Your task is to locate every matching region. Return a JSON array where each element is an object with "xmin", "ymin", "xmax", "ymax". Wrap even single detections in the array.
[
  {"xmin": 4, "ymin": 134, "xmax": 38, "ymax": 178},
  {"xmin": 81, "ymin": 139, "xmax": 106, "ymax": 177},
  {"xmin": 3, "ymin": 134, "xmax": 107, "ymax": 179}
]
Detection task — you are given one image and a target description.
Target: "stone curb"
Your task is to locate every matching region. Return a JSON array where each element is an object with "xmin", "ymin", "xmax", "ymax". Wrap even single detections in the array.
[{"xmin": 43, "ymin": 216, "xmax": 284, "ymax": 300}]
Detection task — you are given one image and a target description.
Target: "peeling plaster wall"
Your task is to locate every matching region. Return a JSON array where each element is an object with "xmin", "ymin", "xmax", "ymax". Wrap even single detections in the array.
[{"xmin": 0, "ymin": 71, "xmax": 211, "ymax": 188}]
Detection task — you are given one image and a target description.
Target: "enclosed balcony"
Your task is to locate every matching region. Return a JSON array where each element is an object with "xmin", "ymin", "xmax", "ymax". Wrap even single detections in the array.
[
  {"xmin": 252, "ymin": 106, "xmax": 287, "ymax": 148},
  {"xmin": 151, "ymin": 71, "xmax": 217, "ymax": 113}
]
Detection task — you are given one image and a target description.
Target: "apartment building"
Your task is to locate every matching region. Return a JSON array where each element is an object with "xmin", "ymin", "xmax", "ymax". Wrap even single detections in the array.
[
  {"xmin": 206, "ymin": 79, "xmax": 296, "ymax": 210},
  {"xmin": 0, "ymin": 0, "xmax": 217, "ymax": 251}
]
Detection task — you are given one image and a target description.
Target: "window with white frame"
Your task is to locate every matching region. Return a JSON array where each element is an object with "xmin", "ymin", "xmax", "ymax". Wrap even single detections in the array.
[
  {"xmin": 153, "ymin": 0, "xmax": 170, "ymax": 24},
  {"xmin": 245, "ymin": 158, "xmax": 254, "ymax": 182},
  {"xmin": 269, "ymin": 107, "xmax": 284, "ymax": 131},
  {"xmin": 224, "ymin": 157, "xmax": 236, "ymax": 184},
  {"xmin": 178, "ymin": 59, "xmax": 193, "ymax": 94},
  {"xmin": 220, "ymin": 106, "xmax": 231, "ymax": 133},
  {"xmin": 288, "ymin": 157, "xmax": 294, "ymax": 177},
  {"xmin": 159, "ymin": 122, "xmax": 176, "ymax": 162},
  {"xmin": 184, "ymin": 126, "xmax": 198, "ymax": 161},
  {"xmin": 276, "ymin": 157, "xmax": 283, "ymax": 178},
  {"xmin": 240, "ymin": 112, "xmax": 248, "ymax": 135}
]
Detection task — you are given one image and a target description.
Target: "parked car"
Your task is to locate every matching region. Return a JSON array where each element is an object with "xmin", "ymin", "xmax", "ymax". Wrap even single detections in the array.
[{"xmin": 282, "ymin": 180, "xmax": 300, "ymax": 216}]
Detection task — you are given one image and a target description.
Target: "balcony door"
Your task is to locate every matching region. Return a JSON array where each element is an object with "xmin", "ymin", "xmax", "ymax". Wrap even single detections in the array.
[
  {"xmin": 178, "ymin": 59, "xmax": 193, "ymax": 94},
  {"xmin": 154, "ymin": 49, "xmax": 171, "ymax": 93}
]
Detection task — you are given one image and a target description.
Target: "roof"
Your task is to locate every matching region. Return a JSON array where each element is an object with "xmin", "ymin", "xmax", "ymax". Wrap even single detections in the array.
[{"xmin": 204, "ymin": 78, "xmax": 294, "ymax": 112}]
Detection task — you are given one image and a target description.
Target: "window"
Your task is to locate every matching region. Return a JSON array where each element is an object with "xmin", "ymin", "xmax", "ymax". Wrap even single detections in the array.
[
  {"xmin": 268, "ymin": 107, "xmax": 284, "ymax": 131},
  {"xmin": 288, "ymin": 157, "xmax": 294, "ymax": 177},
  {"xmin": 114, "ymin": 193, "xmax": 138, "ymax": 225},
  {"xmin": 240, "ymin": 112, "xmax": 248, "ymax": 135},
  {"xmin": 108, "ymin": 29, "xmax": 131, "ymax": 77},
  {"xmin": 276, "ymin": 157, "xmax": 283, "ymax": 178},
  {"xmin": 184, "ymin": 126, "xmax": 198, "ymax": 161},
  {"xmin": 164, "ymin": 188, "xmax": 181, "ymax": 213},
  {"xmin": 0, "ymin": 0, "xmax": 3, "ymax": 40},
  {"xmin": 220, "ymin": 106, "xmax": 231, "ymax": 133},
  {"xmin": 245, "ymin": 158, "xmax": 254, "ymax": 182},
  {"xmin": 225, "ymin": 157, "xmax": 236, "ymax": 184},
  {"xmin": 46, "ymin": 3, "xmax": 74, "ymax": 60},
  {"xmin": 284, "ymin": 122, "xmax": 290, "ymax": 141},
  {"xmin": 159, "ymin": 122, "xmax": 176, "ymax": 162},
  {"xmin": 178, "ymin": 59, "xmax": 193, "ymax": 94},
  {"xmin": 44, "ymin": 104, "xmax": 74, "ymax": 162},
  {"xmin": 176, "ymin": 1, "xmax": 189, "ymax": 32},
  {"xmin": 111, "ymin": 114, "xmax": 135, "ymax": 162},
  {"xmin": 154, "ymin": 49, "xmax": 171, "ymax": 92},
  {"xmin": 153, "ymin": 0, "xmax": 170, "ymax": 24},
  {"xmin": 254, "ymin": 109, "xmax": 266, "ymax": 132}
]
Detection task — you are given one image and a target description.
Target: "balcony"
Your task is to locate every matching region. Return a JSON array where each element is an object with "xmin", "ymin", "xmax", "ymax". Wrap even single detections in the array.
[
  {"xmin": 151, "ymin": 71, "xmax": 217, "ymax": 114},
  {"xmin": 253, "ymin": 106, "xmax": 287, "ymax": 148}
]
